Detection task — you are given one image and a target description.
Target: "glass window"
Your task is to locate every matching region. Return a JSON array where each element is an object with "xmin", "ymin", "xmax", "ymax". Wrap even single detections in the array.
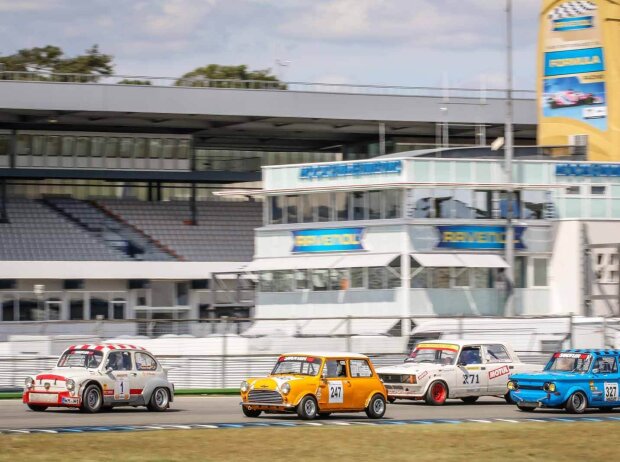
[
  {"xmin": 105, "ymin": 351, "xmax": 133, "ymax": 371},
  {"xmin": 514, "ymin": 256, "xmax": 526, "ymax": 288},
  {"xmin": 522, "ymin": 191, "xmax": 546, "ymax": 219},
  {"xmin": 593, "ymin": 356, "xmax": 617, "ymax": 374},
  {"xmin": 311, "ymin": 269, "xmax": 329, "ymax": 291},
  {"xmin": 273, "ymin": 271, "xmax": 293, "ymax": 292},
  {"xmin": 566, "ymin": 186, "xmax": 580, "ymax": 195},
  {"xmin": 350, "ymin": 268, "xmax": 365, "ymax": 288},
  {"xmin": 286, "ymin": 195, "xmax": 299, "ymax": 223},
  {"xmin": 431, "ymin": 268, "xmax": 450, "ymax": 288},
  {"xmin": 314, "ymin": 193, "xmax": 331, "ymax": 222},
  {"xmin": 591, "ymin": 185, "xmax": 607, "ymax": 195},
  {"xmin": 162, "ymin": 139, "xmax": 176, "ymax": 159},
  {"xmin": 149, "ymin": 139, "xmax": 162, "ymax": 158},
  {"xmin": 112, "ymin": 299, "xmax": 126, "ymax": 320},
  {"xmin": 411, "ymin": 257, "xmax": 427, "ymax": 288},
  {"xmin": 387, "ymin": 257, "xmax": 401, "ymax": 288},
  {"xmin": 90, "ymin": 298, "xmax": 108, "ymax": 320},
  {"xmin": 270, "ymin": 196, "xmax": 283, "ymax": 224},
  {"xmin": 104, "ymin": 138, "xmax": 119, "ymax": 158},
  {"xmin": 458, "ymin": 346, "xmax": 482, "ymax": 365},
  {"xmin": 259, "ymin": 272, "xmax": 273, "ymax": 292},
  {"xmin": 31, "ymin": 135, "xmax": 45, "ymax": 156},
  {"xmin": 176, "ymin": 282, "xmax": 189, "ymax": 305},
  {"xmin": 323, "ymin": 359, "xmax": 347, "ymax": 378},
  {"xmin": 411, "ymin": 189, "xmax": 432, "ymax": 218},
  {"xmin": 533, "ymin": 258, "xmax": 548, "ymax": 287},
  {"xmin": 334, "ymin": 192, "xmax": 349, "ymax": 221},
  {"xmin": 368, "ymin": 267, "xmax": 385, "ymax": 289},
  {"xmin": 119, "ymin": 138, "xmax": 134, "ymax": 158},
  {"xmin": 46, "ymin": 136, "xmax": 60, "ymax": 156},
  {"xmin": 134, "ymin": 138, "xmax": 147, "ymax": 158},
  {"xmin": 295, "ymin": 270, "xmax": 308, "ymax": 290},
  {"xmin": 16, "ymin": 134, "xmax": 31, "ymax": 155},
  {"xmin": 352, "ymin": 191, "xmax": 366, "ymax": 220},
  {"xmin": 177, "ymin": 140, "xmax": 190, "ymax": 159},
  {"xmin": 330, "ymin": 269, "xmax": 349, "ymax": 290},
  {"xmin": 2, "ymin": 298, "xmax": 14, "ymax": 321},
  {"xmin": 368, "ymin": 190, "xmax": 382, "ymax": 219},
  {"xmin": 135, "ymin": 352, "xmax": 158, "ymax": 371},
  {"xmin": 349, "ymin": 359, "xmax": 373, "ymax": 377},
  {"xmin": 499, "ymin": 191, "xmax": 520, "ymax": 219},
  {"xmin": 453, "ymin": 190, "xmax": 474, "ymax": 219},
  {"xmin": 472, "ymin": 268, "xmax": 492, "ymax": 288},
  {"xmin": 70, "ymin": 298, "xmax": 84, "ymax": 320},
  {"xmin": 384, "ymin": 189, "xmax": 402, "ymax": 219},
  {"xmin": 434, "ymin": 189, "xmax": 454, "ymax": 218},
  {"xmin": 486, "ymin": 344, "xmax": 511, "ymax": 363},
  {"xmin": 474, "ymin": 190, "xmax": 492, "ymax": 219},
  {"xmin": 91, "ymin": 137, "xmax": 105, "ymax": 157},
  {"xmin": 301, "ymin": 195, "xmax": 313, "ymax": 223},
  {"xmin": 454, "ymin": 268, "xmax": 470, "ymax": 287}
]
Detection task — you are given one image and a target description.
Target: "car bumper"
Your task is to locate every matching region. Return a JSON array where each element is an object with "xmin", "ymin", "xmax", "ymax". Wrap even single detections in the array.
[
  {"xmin": 240, "ymin": 401, "xmax": 296, "ymax": 411},
  {"xmin": 23, "ymin": 391, "xmax": 81, "ymax": 407},
  {"xmin": 510, "ymin": 390, "xmax": 564, "ymax": 408},
  {"xmin": 384, "ymin": 384, "xmax": 424, "ymax": 400}
]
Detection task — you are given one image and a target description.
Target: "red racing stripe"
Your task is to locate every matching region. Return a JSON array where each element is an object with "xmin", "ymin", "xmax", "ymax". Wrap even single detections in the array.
[{"xmin": 36, "ymin": 374, "xmax": 65, "ymax": 381}]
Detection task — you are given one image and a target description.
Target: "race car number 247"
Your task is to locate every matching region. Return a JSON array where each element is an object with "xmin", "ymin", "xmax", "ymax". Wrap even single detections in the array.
[
  {"xmin": 604, "ymin": 382, "xmax": 618, "ymax": 402},
  {"xmin": 328, "ymin": 381, "xmax": 344, "ymax": 403}
]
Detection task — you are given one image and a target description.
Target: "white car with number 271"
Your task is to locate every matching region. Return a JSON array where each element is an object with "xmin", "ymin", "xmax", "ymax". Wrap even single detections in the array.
[
  {"xmin": 23, "ymin": 343, "xmax": 174, "ymax": 413},
  {"xmin": 376, "ymin": 340, "xmax": 542, "ymax": 405}
]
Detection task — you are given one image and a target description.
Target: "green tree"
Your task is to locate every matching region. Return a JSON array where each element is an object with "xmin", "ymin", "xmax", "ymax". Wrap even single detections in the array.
[
  {"xmin": 118, "ymin": 79, "xmax": 152, "ymax": 85},
  {"xmin": 0, "ymin": 45, "xmax": 113, "ymax": 82},
  {"xmin": 175, "ymin": 64, "xmax": 285, "ymax": 89}
]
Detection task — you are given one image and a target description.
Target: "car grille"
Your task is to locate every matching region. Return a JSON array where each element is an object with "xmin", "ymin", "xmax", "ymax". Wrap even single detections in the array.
[
  {"xmin": 519, "ymin": 385, "xmax": 544, "ymax": 390},
  {"xmin": 248, "ymin": 389, "xmax": 283, "ymax": 404},
  {"xmin": 380, "ymin": 374, "xmax": 408, "ymax": 383}
]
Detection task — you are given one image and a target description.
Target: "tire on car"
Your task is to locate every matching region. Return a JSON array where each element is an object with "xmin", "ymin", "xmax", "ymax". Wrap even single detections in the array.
[
  {"xmin": 297, "ymin": 395, "xmax": 318, "ymax": 420},
  {"xmin": 27, "ymin": 404, "xmax": 48, "ymax": 412},
  {"xmin": 147, "ymin": 387, "xmax": 170, "ymax": 412},
  {"xmin": 81, "ymin": 383, "xmax": 103, "ymax": 413},
  {"xmin": 565, "ymin": 391, "xmax": 588, "ymax": 414},
  {"xmin": 365, "ymin": 393, "xmax": 386, "ymax": 419},
  {"xmin": 425, "ymin": 380, "xmax": 448, "ymax": 405},
  {"xmin": 242, "ymin": 405, "xmax": 262, "ymax": 417}
]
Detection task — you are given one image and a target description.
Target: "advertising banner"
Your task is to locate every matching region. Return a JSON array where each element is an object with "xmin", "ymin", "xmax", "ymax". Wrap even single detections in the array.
[
  {"xmin": 292, "ymin": 228, "xmax": 364, "ymax": 253},
  {"xmin": 541, "ymin": 0, "xmax": 607, "ymax": 130},
  {"xmin": 436, "ymin": 225, "xmax": 526, "ymax": 250}
]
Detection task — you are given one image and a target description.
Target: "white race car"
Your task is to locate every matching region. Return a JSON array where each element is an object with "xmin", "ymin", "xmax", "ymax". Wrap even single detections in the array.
[
  {"xmin": 23, "ymin": 343, "xmax": 174, "ymax": 413},
  {"xmin": 376, "ymin": 340, "xmax": 542, "ymax": 405}
]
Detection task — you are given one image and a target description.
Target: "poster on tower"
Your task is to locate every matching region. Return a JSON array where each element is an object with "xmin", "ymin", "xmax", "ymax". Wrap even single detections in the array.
[{"xmin": 541, "ymin": 0, "xmax": 607, "ymax": 130}]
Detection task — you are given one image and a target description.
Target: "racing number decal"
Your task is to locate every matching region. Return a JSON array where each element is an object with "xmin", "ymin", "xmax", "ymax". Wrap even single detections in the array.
[
  {"xmin": 462, "ymin": 374, "xmax": 480, "ymax": 385},
  {"xmin": 604, "ymin": 382, "xmax": 618, "ymax": 402},
  {"xmin": 328, "ymin": 381, "xmax": 344, "ymax": 404},
  {"xmin": 114, "ymin": 378, "xmax": 130, "ymax": 400}
]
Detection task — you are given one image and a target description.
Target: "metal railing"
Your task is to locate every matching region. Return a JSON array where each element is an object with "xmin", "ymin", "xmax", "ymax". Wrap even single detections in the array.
[{"xmin": 0, "ymin": 71, "xmax": 536, "ymax": 99}]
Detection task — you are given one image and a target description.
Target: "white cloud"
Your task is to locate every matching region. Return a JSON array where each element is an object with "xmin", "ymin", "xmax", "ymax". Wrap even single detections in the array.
[{"xmin": 140, "ymin": 0, "xmax": 218, "ymax": 37}]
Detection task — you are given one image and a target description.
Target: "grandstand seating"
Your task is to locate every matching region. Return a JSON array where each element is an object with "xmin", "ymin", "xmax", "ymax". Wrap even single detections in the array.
[
  {"xmin": 98, "ymin": 199, "xmax": 262, "ymax": 261},
  {"xmin": 0, "ymin": 198, "xmax": 127, "ymax": 261}
]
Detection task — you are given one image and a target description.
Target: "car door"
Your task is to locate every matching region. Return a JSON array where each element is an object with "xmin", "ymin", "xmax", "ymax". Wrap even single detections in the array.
[
  {"xmin": 456, "ymin": 345, "xmax": 488, "ymax": 397},
  {"xmin": 484, "ymin": 344, "xmax": 514, "ymax": 395},
  {"xmin": 592, "ymin": 355, "xmax": 620, "ymax": 406},
  {"xmin": 348, "ymin": 358, "xmax": 378, "ymax": 410},
  {"xmin": 318, "ymin": 358, "xmax": 353, "ymax": 410},
  {"xmin": 133, "ymin": 351, "xmax": 159, "ymax": 399},
  {"xmin": 104, "ymin": 350, "xmax": 134, "ymax": 402}
]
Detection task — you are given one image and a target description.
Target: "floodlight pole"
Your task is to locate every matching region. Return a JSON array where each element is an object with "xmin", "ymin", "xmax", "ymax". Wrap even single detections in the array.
[{"xmin": 504, "ymin": 0, "xmax": 515, "ymax": 316}]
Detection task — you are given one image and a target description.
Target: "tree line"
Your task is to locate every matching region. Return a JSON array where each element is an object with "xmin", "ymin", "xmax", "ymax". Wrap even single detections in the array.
[{"xmin": 0, "ymin": 45, "xmax": 284, "ymax": 87}]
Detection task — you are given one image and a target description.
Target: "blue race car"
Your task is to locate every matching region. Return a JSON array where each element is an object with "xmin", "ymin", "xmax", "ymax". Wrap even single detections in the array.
[{"xmin": 508, "ymin": 349, "xmax": 620, "ymax": 414}]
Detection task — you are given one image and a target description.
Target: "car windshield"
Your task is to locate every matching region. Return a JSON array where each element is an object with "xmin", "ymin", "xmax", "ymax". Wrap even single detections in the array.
[
  {"xmin": 546, "ymin": 353, "xmax": 592, "ymax": 373},
  {"xmin": 57, "ymin": 350, "xmax": 104, "ymax": 368},
  {"xmin": 406, "ymin": 343, "xmax": 458, "ymax": 366},
  {"xmin": 271, "ymin": 356, "xmax": 321, "ymax": 376}
]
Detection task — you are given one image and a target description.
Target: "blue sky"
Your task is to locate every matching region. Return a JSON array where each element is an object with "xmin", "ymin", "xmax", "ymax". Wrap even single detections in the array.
[{"xmin": 0, "ymin": 0, "xmax": 541, "ymax": 89}]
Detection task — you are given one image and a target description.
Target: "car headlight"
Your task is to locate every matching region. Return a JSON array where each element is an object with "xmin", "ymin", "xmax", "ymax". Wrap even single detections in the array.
[
  {"xmin": 281, "ymin": 382, "xmax": 291, "ymax": 395},
  {"xmin": 240, "ymin": 381, "xmax": 249, "ymax": 393},
  {"xmin": 507, "ymin": 380, "xmax": 518, "ymax": 391},
  {"xmin": 25, "ymin": 377, "xmax": 34, "ymax": 389},
  {"xmin": 66, "ymin": 379, "xmax": 76, "ymax": 392},
  {"xmin": 543, "ymin": 382, "xmax": 556, "ymax": 393}
]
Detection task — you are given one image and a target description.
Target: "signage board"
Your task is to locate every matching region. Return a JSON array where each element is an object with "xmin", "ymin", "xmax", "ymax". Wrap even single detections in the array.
[
  {"xmin": 436, "ymin": 225, "xmax": 526, "ymax": 250},
  {"xmin": 292, "ymin": 228, "xmax": 364, "ymax": 253}
]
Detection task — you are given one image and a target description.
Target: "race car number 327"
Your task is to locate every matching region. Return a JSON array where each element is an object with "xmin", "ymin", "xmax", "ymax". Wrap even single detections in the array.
[
  {"xmin": 604, "ymin": 382, "xmax": 618, "ymax": 402},
  {"xmin": 328, "ymin": 381, "xmax": 343, "ymax": 403}
]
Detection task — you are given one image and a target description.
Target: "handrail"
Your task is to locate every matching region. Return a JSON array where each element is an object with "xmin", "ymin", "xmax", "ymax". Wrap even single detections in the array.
[{"xmin": 0, "ymin": 71, "xmax": 536, "ymax": 99}]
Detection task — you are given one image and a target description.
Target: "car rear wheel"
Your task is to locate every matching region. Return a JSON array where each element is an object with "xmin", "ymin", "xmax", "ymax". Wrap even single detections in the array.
[
  {"xmin": 565, "ymin": 391, "xmax": 587, "ymax": 414},
  {"xmin": 27, "ymin": 404, "xmax": 47, "ymax": 412},
  {"xmin": 297, "ymin": 395, "xmax": 318, "ymax": 420},
  {"xmin": 425, "ymin": 381, "xmax": 448, "ymax": 405},
  {"xmin": 461, "ymin": 396, "xmax": 479, "ymax": 404},
  {"xmin": 242, "ymin": 406, "xmax": 262, "ymax": 417},
  {"xmin": 517, "ymin": 404, "xmax": 536, "ymax": 412},
  {"xmin": 365, "ymin": 394, "xmax": 386, "ymax": 419},
  {"xmin": 81, "ymin": 384, "xmax": 103, "ymax": 413},
  {"xmin": 147, "ymin": 387, "xmax": 170, "ymax": 412}
]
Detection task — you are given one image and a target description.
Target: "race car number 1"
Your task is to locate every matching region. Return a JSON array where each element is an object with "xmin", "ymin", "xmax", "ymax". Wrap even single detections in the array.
[
  {"xmin": 328, "ymin": 381, "xmax": 344, "ymax": 403},
  {"xmin": 114, "ymin": 378, "xmax": 130, "ymax": 400},
  {"xmin": 604, "ymin": 382, "xmax": 618, "ymax": 402}
]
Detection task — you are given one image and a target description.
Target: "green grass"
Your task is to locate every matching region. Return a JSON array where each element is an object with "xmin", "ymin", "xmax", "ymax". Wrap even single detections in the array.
[
  {"xmin": 0, "ymin": 388, "xmax": 238, "ymax": 400},
  {"xmin": 1, "ymin": 422, "xmax": 618, "ymax": 461}
]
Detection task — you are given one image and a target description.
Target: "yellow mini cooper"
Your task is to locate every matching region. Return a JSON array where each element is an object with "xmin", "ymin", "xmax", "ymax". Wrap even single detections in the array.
[{"xmin": 240, "ymin": 352, "xmax": 387, "ymax": 420}]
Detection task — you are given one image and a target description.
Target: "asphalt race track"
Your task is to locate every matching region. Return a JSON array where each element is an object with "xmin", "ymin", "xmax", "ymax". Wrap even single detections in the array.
[{"xmin": 2, "ymin": 396, "xmax": 620, "ymax": 432}]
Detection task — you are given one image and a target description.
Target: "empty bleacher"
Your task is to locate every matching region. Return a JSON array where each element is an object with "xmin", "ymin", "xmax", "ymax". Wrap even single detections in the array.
[
  {"xmin": 98, "ymin": 199, "xmax": 261, "ymax": 261},
  {"xmin": 0, "ymin": 198, "xmax": 127, "ymax": 261}
]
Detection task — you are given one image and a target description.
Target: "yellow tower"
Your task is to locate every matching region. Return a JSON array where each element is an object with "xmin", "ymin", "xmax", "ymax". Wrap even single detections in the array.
[{"xmin": 538, "ymin": 0, "xmax": 620, "ymax": 160}]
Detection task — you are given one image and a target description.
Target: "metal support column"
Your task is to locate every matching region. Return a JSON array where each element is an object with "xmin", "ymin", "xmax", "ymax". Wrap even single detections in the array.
[
  {"xmin": 189, "ymin": 183, "xmax": 198, "ymax": 226},
  {"xmin": 8, "ymin": 129, "xmax": 16, "ymax": 168},
  {"xmin": 0, "ymin": 179, "xmax": 8, "ymax": 223},
  {"xmin": 379, "ymin": 123, "xmax": 386, "ymax": 156}
]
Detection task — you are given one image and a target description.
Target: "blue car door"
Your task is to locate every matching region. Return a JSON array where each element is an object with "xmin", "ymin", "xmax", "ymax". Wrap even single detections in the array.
[{"xmin": 592, "ymin": 355, "xmax": 620, "ymax": 406}]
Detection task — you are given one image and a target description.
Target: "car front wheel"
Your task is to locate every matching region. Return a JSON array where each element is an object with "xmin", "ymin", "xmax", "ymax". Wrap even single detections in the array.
[
  {"xmin": 81, "ymin": 384, "xmax": 103, "ymax": 413},
  {"xmin": 565, "ymin": 391, "xmax": 588, "ymax": 414},
  {"xmin": 425, "ymin": 381, "xmax": 448, "ymax": 405},
  {"xmin": 147, "ymin": 387, "xmax": 170, "ymax": 412},
  {"xmin": 297, "ymin": 395, "xmax": 318, "ymax": 420},
  {"xmin": 365, "ymin": 394, "xmax": 386, "ymax": 419}
]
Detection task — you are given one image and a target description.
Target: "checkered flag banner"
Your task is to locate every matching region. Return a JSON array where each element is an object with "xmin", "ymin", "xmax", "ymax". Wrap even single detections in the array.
[{"xmin": 548, "ymin": 1, "xmax": 597, "ymax": 19}]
